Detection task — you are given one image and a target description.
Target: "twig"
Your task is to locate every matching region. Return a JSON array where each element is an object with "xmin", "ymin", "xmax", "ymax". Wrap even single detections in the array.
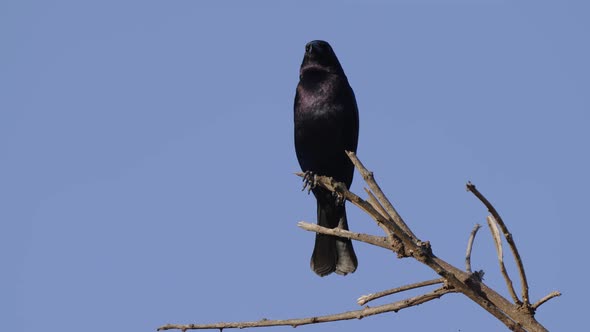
[
  {"xmin": 297, "ymin": 222, "xmax": 391, "ymax": 250},
  {"xmin": 487, "ymin": 216, "xmax": 520, "ymax": 304},
  {"xmin": 157, "ymin": 287, "xmax": 453, "ymax": 331},
  {"xmin": 465, "ymin": 224, "xmax": 481, "ymax": 273},
  {"xmin": 357, "ymin": 278, "xmax": 445, "ymax": 305},
  {"xmin": 364, "ymin": 188, "xmax": 390, "ymax": 223},
  {"xmin": 532, "ymin": 291, "xmax": 562, "ymax": 310},
  {"xmin": 467, "ymin": 182, "xmax": 530, "ymax": 306},
  {"xmin": 346, "ymin": 151, "xmax": 418, "ymax": 241},
  {"xmin": 364, "ymin": 188, "xmax": 397, "ymax": 243}
]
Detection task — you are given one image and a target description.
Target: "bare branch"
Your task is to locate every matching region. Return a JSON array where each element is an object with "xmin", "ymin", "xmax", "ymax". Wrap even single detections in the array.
[
  {"xmin": 364, "ymin": 188, "xmax": 398, "ymax": 244},
  {"xmin": 298, "ymin": 178, "xmax": 533, "ymax": 330},
  {"xmin": 465, "ymin": 224, "xmax": 481, "ymax": 273},
  {"xmin": 467, "ymin": 182, "xmax": 530, "ymax": 306},
  {"xmin": 487, "ymin": 216, "xmax": 521, "ymax": 304},
  {"xmin": 157, "ymin": 287, "xmax": 453, "ymax": 331},
  {"xmin": 364, "ymin": 188, "xmax": 390, "ymax": 223},
  {"xmin": 427, "ymin": 258, "xmax": 529, "ymax": 332},
  {"xmin": 295, "ymin": 172, "xmax": 394, "ymax": 232},
  {"xmin": 161, "ymin": 157, "xmax": 557, "ymax": 332},
  {"xmin": 357, "ymin": 278, "xmax": 445, "ymax": 305},
  {"xmin": 532, "ymin": 291, "xmax": 562, "ymax": 310},
  {"xmin": 297, "ymin": 173, "xmax": 548, "ymax": 331},
  {"xmin": 295, "ymin": 172, "xmax": 409, "ymax": 256},
  {"xmin": 298, "ymin": 221, "xmax": 391, "ymax": 250},
  {"xmin": 346, "ymin": 151, "xmax": 418, "ymax": 241}
]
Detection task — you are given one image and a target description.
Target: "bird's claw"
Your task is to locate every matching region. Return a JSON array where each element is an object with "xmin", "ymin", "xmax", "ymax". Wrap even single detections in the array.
[{"xmin": 302, "ymin": 171, "xmax": 317, "ymax": 194}]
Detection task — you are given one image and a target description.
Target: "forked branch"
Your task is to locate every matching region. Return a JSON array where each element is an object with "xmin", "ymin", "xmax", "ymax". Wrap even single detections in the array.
[
  {"xmin": 158, "ymin": 287, "xmax": 453, "ymax": 331},
  {"xmin": 466, "ymin": 182, "xmax": 530, "ymax": 306},
  {"xmin": 158, "ymin": 153, "xmax": 558, "ymax": 332},
  {"xmin": 487, "ymin": 216, "xmax": 520, "ymax": 304}
]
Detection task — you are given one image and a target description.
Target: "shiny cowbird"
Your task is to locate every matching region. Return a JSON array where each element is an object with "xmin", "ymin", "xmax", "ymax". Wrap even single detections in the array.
[{"xmin": 294, "ymin": 40, "xmax": 359, "ymax": 276}]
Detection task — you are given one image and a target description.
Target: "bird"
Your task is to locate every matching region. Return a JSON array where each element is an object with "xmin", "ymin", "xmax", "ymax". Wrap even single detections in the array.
[{"xmin": 294, "ymin": 40, "xmax": 360, "ymax": 276}]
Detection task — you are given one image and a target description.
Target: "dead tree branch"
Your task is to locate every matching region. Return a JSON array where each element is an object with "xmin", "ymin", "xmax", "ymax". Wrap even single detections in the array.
[
  {"xmin": 159, "ymin": 152, "xmax": 558, "ymax": 332},
  {"xmin": 488, "ymin": 216, "xmax": 521, "ymax": 304},
  {"xmin": 466, "ymin": 182, "xmax": 531, "ymax": 306},
  {"xmin": 532, "ymin": 291, "xmax": 562, "ymax": 310},
  {"xmin": 346, "ymin": 152, "xmax": 417, "ymax": 241},
  {"xmin": 465, "ymin": 224, "xmax": 481, "ymax": 273},
  {"xmin": 357, "ymin": 278, "xmax": 445, "ymax": 306},
  {"xmin": 157, "ymin": 287, "xmax": 453, "ymax": 331},
  {"xmin": 297, "ymin": 222, "xmax": 391, "ymax": 250}
]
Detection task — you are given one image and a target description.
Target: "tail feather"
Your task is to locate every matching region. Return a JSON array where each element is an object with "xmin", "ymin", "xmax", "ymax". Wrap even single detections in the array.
[
  {"xmin": 311, "ymin": 198, "xmax": 357, "ymax": 276},
  {"xmin": 334, "ymin": 212, "xmax": 357, "ymax": 275},
  {"xmin": 311, "ymin": 234, "xmax": 337, "ymax": 276}
]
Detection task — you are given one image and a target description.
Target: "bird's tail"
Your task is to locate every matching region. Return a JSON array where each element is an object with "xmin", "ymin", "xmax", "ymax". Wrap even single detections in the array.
[{"xmin": 311, "ymin": 199, "xmax": 358, "ymax": 276}]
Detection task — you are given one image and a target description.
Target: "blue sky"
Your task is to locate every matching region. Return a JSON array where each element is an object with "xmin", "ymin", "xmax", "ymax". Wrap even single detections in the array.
[{"xmin": 2, "ymin": 1, "xmax": 588, "ymax": 331}]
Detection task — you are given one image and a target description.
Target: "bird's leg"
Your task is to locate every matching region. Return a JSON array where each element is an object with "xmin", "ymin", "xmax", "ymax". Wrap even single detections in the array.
[{"xmin": 301, "ymin": 171, "xmax": 318, "ymax": 194}]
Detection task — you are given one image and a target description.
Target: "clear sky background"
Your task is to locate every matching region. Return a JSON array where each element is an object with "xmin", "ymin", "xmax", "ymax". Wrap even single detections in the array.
[{"xmin": 2, "ymin": 1, "xmax": 588, "ymax": 331}]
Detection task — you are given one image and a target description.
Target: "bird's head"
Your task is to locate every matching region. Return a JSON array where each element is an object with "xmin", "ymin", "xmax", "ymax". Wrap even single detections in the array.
[{"xmin": 300, "ymin": 40, "xmax": 344, "ymax": 75}]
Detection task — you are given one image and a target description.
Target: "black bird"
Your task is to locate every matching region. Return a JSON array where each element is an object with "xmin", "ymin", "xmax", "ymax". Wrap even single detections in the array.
[{"xmin": 294, "ymin": 40, "xmax": 359, "ymax": 276}]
